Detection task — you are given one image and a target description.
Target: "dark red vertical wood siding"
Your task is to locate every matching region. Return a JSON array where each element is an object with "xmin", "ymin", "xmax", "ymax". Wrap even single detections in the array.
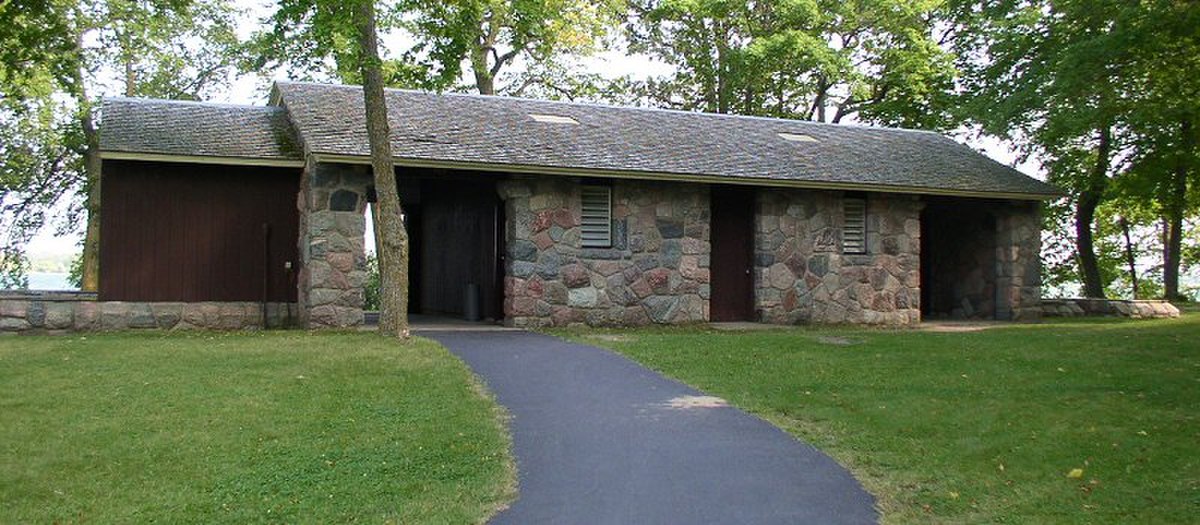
[{"xmin": 99, "ymin": 160, "xmax": 301, "ymax": 302}]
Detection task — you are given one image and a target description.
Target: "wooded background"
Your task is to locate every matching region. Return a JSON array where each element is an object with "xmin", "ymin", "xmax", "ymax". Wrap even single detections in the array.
[{"xmin": 2, "ymin": 0, "xmax": 1196, "ymax": 302}]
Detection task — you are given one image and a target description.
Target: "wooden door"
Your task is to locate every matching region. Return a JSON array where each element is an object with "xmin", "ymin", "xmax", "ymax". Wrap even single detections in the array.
[{"xmin": 710, "ymin": 186, "xmax": 756, "ymax": 321}]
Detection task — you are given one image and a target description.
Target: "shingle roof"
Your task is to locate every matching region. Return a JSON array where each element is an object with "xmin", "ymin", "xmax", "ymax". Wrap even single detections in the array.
[
  {"xmin": 272, "ymin": 81, "xmax": 1058, "ymax": 198},
  {"xmin": 100, "ymin": 98, "xmax": 302, "ymax": 161}
]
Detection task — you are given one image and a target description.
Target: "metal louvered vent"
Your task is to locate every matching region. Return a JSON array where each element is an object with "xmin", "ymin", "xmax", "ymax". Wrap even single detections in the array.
[
  {"xmin": 843, "ymin": 197, "xmax": 867, "ymax": 254},
  {"xmin": 580, "ymin": 185, "xmax": 612, "ymax": 248}
]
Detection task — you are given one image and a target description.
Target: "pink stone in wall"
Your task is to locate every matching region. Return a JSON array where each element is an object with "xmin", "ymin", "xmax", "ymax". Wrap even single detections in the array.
[
  {"xmin": 526, "ymin": 277, "xmax": 545, "ymax": 298},
  {"xmin": 552, "ymin": 208, "xmax": 575, "ymax": 228},
  {"xmin": 327, "ymin": 252, "xmax": 355, "ymax": 273},
  {"xmin": 645, "ymin": 268, "xmax": 671, "ymax": 294},
  {"xmin": 630, "ymin": 277, "xmax": 653, "ymax": 298},
  {"xmin": 512, "ymin": 297, "xmax": 538, "ymax": 316},
  {"xmin": 561, "ymin": 264, "xmax": 591, "ymax": 288},
  {"xmin": 533, "ymin": 231, "xmax": 554, "ymax": 250},
  {"xmin": 532, "ymin": 210, "xmax": 553, "ymax": 233}
]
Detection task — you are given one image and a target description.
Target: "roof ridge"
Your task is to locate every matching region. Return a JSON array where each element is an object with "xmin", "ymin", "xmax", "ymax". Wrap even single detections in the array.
[
  {"xmin": 271, "ymin": 81, "xmax": 945, "ymax": 137},
  {"xmin": 102, "ymin": 96, "xmax": 283, "ymax": 112}
]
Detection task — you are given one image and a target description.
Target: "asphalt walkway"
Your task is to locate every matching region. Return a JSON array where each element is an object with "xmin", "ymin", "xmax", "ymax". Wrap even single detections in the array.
[{"xmin": 421, "ymin": 330, "xmax": 877, "ymax": 525}]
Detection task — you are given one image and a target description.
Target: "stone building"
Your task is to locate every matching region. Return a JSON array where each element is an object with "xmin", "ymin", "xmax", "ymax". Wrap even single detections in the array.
[{"xmin": 32, "ymin": 81, "xmax": 1057, "ymax": 331}]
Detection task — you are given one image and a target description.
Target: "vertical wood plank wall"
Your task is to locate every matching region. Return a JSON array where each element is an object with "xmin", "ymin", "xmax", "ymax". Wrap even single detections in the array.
[{"xmin": 99, "ymin": 160, "xmax": 301, "ymax": 302}]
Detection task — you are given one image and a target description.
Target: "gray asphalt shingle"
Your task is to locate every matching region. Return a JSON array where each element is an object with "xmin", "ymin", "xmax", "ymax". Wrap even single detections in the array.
[
  {"xmin": 273, "ymin": 82, "xmax": 1057, "ymax": 197},
  {"xmin": 100, "ymin": 98, "xmax": 302, "ymax": 161},
  {"xmin": 99, "ymin": 83, "xmax": 1057, "ymax": 197}
]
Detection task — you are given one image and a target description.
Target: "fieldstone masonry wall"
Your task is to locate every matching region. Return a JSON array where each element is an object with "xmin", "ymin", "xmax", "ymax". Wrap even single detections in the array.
[
  {"xmin": 298, "ymin": 161, "xmax": 371, "ymax": 328},
  {"xmin": 0, "ymin": 293, "xmax": 297, "ymax": 334},
  {"xmin": 994, "ymin": 201, "xmax": 1042, "ymax": 321},
  {"xmin": 755, "ymin": 190, "xmax": 923, "ymax": 325},
  {"xmin": 1041, "ymin": 298, "xmax": 1179, "ymax": 319},
  {"xmin": 501, "ymin": 177, "xmax": 711, "ymax": 327}
]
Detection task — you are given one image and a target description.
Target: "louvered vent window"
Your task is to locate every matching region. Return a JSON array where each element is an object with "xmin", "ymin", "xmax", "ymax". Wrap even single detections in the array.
[
  {"xmin": 580, "ymin": 185, "xmax": 613, "ymax": 248},
  {"xmin": 843, "ymin": 197, "xmax": 867, "ymax": 254}
]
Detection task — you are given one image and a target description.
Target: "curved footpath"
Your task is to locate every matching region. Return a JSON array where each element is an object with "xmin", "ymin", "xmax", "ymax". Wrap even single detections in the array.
[{"xmin": 422, "ymin": 330, "xmax": 877, "ymax": 525}]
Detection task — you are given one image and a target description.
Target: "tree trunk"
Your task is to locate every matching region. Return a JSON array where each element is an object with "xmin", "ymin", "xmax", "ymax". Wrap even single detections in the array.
[
  {"xmin": 1076, "ymin": 126, "xmax": 1110, "ymax": 299},
  {"xmin": 714, "ymin": 20, "xmax": 729, "ymax": 114},
  {"xmin": 470, "ymin": 46, "xmax": 495, "ymax": 95},
  {"xmin": 1119, "ymin": 216, "xmax": 1139, "ymax": 298},
  {"xmin": 354, "ymin": 0, "xmax": 410, "ymax": 338},
  {"xmin": 72, "ymin": 28, "xmax": 101, "ymax": 292},
  {"xmin": 1162, "ymin": 118, "xmax": 1192, "ymax": 301}
]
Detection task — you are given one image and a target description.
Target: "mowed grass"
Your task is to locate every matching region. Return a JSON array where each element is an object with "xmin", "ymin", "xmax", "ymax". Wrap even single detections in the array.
[
  {"xmin": 561, "ymin": 315, "xmax": 1200, "ymax": 524},
  {"xmin": 0, "ymin": 332, "xmax": 514, "ymax": 524}
]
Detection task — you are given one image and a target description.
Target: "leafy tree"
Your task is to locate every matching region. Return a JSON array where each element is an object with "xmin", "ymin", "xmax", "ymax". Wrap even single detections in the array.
[
  {"xmin": 952, "ymin": 0, "xmax": 1145, "ymax": 298},
  {"xmin": 626, "ymin": 0, "xmax": 959, "ymax": 128},
  {"xmin": 0, "ymin": 0, "xmax": 242, "ymax": 289},
  {"xmin": 956, "ymin": 0, "xmax": 1199, "ymax": 300},
  {"xmin": 257, "ymin": 0, "xmax": 620, "ymax": 95}
]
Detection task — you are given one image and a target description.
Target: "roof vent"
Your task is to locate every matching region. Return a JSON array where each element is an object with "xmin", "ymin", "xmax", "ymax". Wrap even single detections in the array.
[
  {"xmin": 529, "ymin": 114, "xmax": 579, "ymax": 125},
  {"xmin": 778, "ymin": 132, "xmax": 819, "ymax": 143}
]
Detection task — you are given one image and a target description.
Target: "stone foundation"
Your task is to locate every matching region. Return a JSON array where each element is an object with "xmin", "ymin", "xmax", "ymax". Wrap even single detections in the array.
[
  {"xmin": 501, "ymin": 177, "xmax": 710, "ymax": 327},
  {"xmin": 755, "ymin": 190, "xmax": 922, "ymax": 326},
  {"xmin": 1041, "ymin": 298, "xmax": 1180, "ymax": 319},
  {"xmin": 0, "ymin": 292, "xmax": 297, "ymax": 334}
]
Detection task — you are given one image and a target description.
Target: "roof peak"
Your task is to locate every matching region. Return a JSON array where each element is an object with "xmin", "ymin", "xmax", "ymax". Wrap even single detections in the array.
[{"xmin": 103, "ymin": 96, "xmax": 283, "ymax": 112}]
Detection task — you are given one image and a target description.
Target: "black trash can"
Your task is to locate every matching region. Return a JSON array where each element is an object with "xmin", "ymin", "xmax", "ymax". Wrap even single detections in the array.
[{"xmin": 463, "ymin": 283, "xmax": 481, "ymax": 322}]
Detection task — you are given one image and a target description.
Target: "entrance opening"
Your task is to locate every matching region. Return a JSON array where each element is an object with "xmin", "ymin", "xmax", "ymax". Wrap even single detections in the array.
[
  {"xmin": 920, "ymin": 198, "xmax": 998, "ymax": 320},
  {"xmin": 710, "ymin": 186, "xmax": 756, "ymax": 322},
  {"xmin": 399, "ymin": 171, "xmax": 505, "ymax": 322}
]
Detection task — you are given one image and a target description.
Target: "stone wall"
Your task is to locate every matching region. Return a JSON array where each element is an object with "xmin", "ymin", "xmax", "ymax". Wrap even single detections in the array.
[
  {"xmin": 0, "ymin": 292, "xmax": 297, "ymax": 334},
  {"xmin": 297, "ymin": 161, "xmax": 371, "ymax": 329},
  {"xmin": 500, "ymin": 177, "xmax": 710, "ymax": 327},
  {"xmin": 755, "ymin": 190, "xmax": 923, "ymax": 326},
  {"xmin": 994, "ymin": 201, "xmax": 1042, "ymax": 321},
  {"xmin": 1041, "ymin": 298, "xmax": 1179, "ymax": 319}
]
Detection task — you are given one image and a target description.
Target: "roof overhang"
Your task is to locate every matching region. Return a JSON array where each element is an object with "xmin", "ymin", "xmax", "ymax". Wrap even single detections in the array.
[
  {"xmin": 310, "ymin": 153, "xmax": 1061, "ymax": 201},
  {"xmin": 100, "ymin": 151, "xmax": 305, "ymax": 168}
]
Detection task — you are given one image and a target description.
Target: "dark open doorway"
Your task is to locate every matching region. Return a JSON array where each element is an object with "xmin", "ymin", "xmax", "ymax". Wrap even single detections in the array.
[
  {"xmin": 920, "ymin": 198, "xmax": 999, "ymax": 320},
  {"xmin": 710, "ymin": 185, "xmax": 756, "ymax": 322},
  {"xmin": 399, "ymin": 171, "xmax": 506, "ymax": 322}
]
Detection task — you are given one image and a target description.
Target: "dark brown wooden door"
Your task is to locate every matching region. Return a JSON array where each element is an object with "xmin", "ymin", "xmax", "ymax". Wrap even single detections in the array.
[{"xmin": 710, "ymin": 186, "xmax": 756, "ymax": 321}]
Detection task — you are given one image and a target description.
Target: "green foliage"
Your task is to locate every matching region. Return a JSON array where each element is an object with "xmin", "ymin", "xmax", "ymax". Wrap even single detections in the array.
[
  {"xmin": 255, "ymin": 0, "xmax": 621, "ymax": 94},
  {"xmin": 363, "ymin": 252, "xmax": 381, "ymax": 310},
  {"xmin": 954, "ymin": 0, "xmax": 1200, "ymax": 299},
  {"xmin": 0, "ymin": 332, "xmax": 514, "ymax": 522},
  {"xmin": 569, "ymin": 316, "xmax": 1200, "ymax": 523},
  {"xmin": 66, "ymin": 249, "xmax": 83, "ymax": 289},
  {"xmin": 626, "ymin": 0, "xmax": 959, "ymax": 128}
]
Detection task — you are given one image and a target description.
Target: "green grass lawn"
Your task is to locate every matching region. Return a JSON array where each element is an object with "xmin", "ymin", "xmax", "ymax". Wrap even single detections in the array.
[
  {"xmin": 0, "ymin": 332, "xmax": 514, "ymax": 524},
  {"xmin": 560, "ymin": 315, "xmax": 1200, "ymax": 524}
]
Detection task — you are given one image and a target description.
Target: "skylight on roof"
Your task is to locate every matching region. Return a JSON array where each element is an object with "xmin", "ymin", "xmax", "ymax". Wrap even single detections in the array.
[
  {"xmin": 529, "ymin": 114, "xmax": 579, "ymax": 124},
  {"xmin": 777, "ymin": 132, "xmax": 819, "ymax": 143}
]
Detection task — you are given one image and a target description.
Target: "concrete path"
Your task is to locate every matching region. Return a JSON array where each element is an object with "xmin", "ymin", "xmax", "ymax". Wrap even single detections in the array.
[{"xmin": 421, "ymin": 330, "xmax": 877, "ymax": 525}]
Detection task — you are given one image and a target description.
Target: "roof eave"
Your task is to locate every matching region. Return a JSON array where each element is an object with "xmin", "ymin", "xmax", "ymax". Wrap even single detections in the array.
[
  {"xmin": 100, "ymin": 150, "xmax": 305, "ymax": 168},
  {"xmin": 310, "ymin": 153, "xmax": 1061, "ymax": 201}
]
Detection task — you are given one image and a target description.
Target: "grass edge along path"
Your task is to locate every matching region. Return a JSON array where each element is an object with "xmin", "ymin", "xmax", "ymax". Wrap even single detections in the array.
[
  {"xmin": 557, "ymin": 315, "xmax": 1200, "ymax": 524},
  {"xmin": 0, "ymin": 331, "xmax": 516, "ymax": 524}
]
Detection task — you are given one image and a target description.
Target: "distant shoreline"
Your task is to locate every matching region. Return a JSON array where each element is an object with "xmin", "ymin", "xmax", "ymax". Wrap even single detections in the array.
[{"xmin": 27, "ymin": 272, "xmax": 76, "ymax": 291}]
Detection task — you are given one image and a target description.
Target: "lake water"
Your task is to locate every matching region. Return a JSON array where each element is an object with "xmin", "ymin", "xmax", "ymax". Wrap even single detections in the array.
[{"xmin": 27, "ymin": 272, "xmax": 76, "ymax": 291}]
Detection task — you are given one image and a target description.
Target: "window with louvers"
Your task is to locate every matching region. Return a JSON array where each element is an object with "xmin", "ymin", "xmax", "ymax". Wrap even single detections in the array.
[
  {"xmin": 580, "ymin": 185, "xmax": 613, "ymax": 248},
  {"xmin": 843, "ymin": 197, "xmax": 867, "ymax": 254}
]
